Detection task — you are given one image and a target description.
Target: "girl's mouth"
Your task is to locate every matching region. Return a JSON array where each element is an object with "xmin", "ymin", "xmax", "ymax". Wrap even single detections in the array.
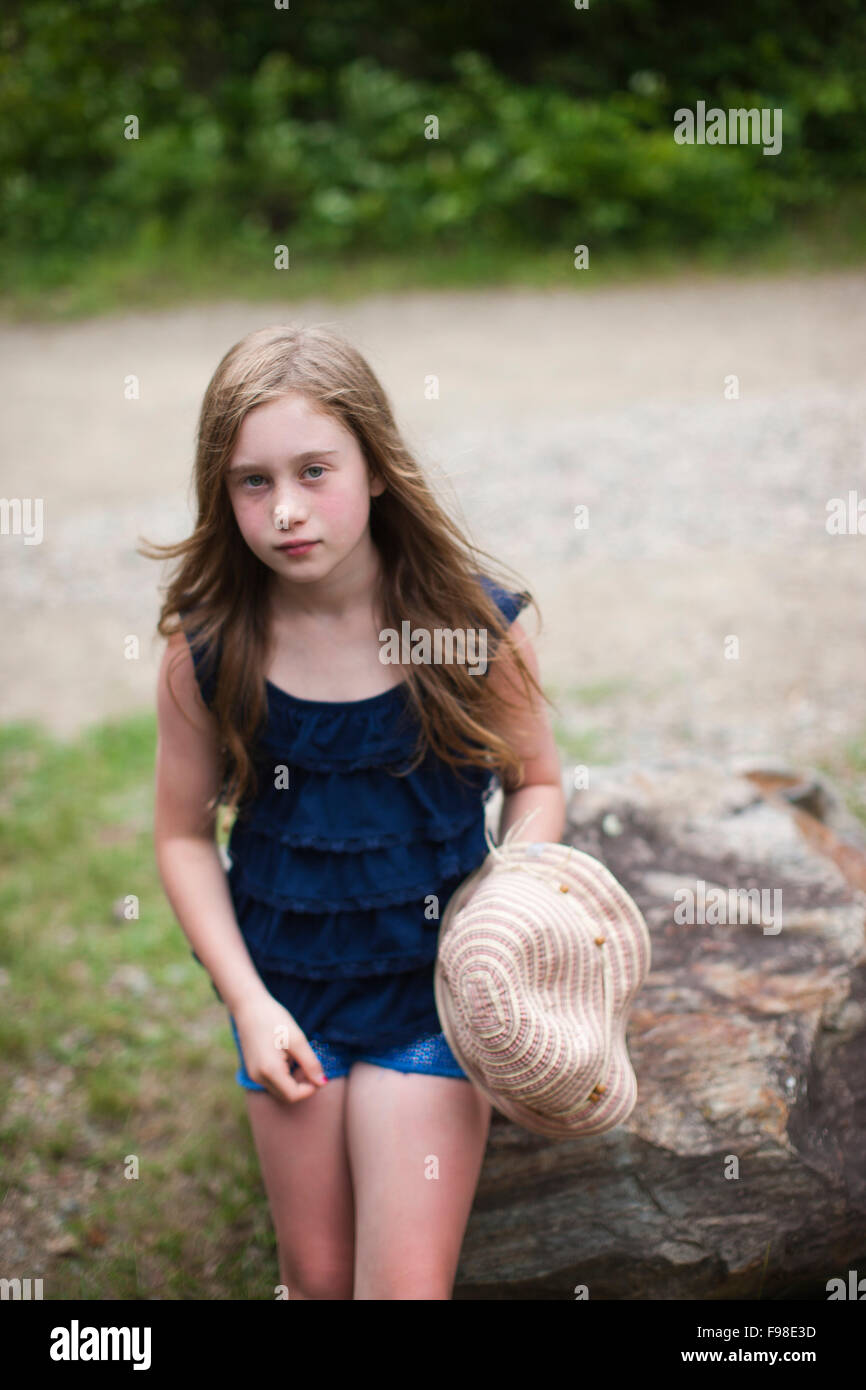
[{"xmin": 275, "ymin": 541, "xmax": 319, "ymax": 556}]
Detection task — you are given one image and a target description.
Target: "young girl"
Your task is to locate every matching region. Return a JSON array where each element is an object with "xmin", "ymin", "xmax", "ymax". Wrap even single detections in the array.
[{"xmin": 147, "ymin": 323, "xmax": 566, "ymax": 1300}]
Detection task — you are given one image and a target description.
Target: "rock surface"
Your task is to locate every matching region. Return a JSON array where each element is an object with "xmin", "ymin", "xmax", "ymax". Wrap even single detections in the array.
[{"xmin": 455, "ymin": 757, "xmax": 866, "ymax": 1300}]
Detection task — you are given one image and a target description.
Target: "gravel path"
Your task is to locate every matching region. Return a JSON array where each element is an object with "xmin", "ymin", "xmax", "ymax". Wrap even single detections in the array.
[{"xmin": 1, "ymin": 269, "xmax": 865, "ymax": 772}]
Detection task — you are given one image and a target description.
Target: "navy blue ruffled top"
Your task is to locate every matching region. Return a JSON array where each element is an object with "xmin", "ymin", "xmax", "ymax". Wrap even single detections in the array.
[{"xmin": 182, "ymin": 573, "xmax": 529, "ymax": 1049}]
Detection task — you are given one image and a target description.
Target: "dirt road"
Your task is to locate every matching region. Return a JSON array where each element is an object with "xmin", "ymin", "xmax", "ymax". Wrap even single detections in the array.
[{"xmin": 2, "ymin": 269, "xmax": 865, "ymax": 772}]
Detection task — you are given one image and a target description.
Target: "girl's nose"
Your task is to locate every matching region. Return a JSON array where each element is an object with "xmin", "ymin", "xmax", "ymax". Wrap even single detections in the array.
[{"xmin": 271, "ymin": 490, "xmax": 310, "ymax": 533}]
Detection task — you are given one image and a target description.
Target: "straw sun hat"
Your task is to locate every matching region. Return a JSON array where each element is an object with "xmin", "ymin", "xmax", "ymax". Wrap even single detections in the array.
[{"xmin": 434, "ymin": 808, "xmax": 652, "ymax": 1138}]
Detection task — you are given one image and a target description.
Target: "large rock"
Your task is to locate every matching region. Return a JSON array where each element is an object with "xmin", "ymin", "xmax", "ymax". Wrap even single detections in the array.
[{"xmin": 455, "ymin": 757, "xmax": 866, "ymax": 1300}]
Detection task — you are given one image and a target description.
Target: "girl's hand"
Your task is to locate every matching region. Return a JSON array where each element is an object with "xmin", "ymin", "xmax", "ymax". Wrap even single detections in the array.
[{"xmin": 233, "ymin": 995, "xmax": 328, "ymax": 1103}]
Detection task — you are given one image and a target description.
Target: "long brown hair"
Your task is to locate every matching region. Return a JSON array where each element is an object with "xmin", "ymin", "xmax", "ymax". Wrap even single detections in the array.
[{"xmin": 139, "ymin": 323, "xmax": 558, "ymax": 816}]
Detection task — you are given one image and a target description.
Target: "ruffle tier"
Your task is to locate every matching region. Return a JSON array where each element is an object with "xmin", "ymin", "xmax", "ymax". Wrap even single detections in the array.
[
  {"xmin": 203, "ymin": 947, "xmax": 448, "ymax": 1048},
  {"xmin": 256, "ymin": 682, "xmax": 419, "ymax": 770},
  {"xmin": 251, "ymin": 960, "xmax": 447, "ymax": 1049},
  {"xmin": 229, "ymin": 860, "xmax": 474, "ymax": 979},
  {"xmin": 238, "ymin": 744, "xmax": 493, "ymax": 846},
  {"xmin": 227, "ymin": 782, "xmax": 492, "ymax": 909}
]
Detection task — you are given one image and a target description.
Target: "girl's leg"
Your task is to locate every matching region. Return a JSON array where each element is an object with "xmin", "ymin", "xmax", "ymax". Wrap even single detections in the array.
[
  {"xmin": 243, "ymin": 1080, "xmax": 355, "ymax": 1300},
  {"xmin": 345, "ymin": 1064, "xmax": 492, "ymax": 1300}
]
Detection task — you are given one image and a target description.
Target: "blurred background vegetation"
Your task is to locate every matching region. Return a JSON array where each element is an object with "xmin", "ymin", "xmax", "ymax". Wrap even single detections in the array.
[{"xmin": 2, "ymin": 0, "xmax": 866, "ymax": 317}]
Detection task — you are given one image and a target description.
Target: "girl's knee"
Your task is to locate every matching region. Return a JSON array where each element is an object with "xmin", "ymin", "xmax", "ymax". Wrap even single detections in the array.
[{"xmin": 279, "ymin": 1243, "xmax": 355, "ymax": 1301}]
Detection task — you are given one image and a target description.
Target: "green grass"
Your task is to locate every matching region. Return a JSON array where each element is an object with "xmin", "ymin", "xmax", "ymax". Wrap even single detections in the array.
[
  {"xmin": 551, "ymin": 721, "xmax": 612, "ymax": 768},
  {"xmin": 2, "ymin": 188, "xmax": 866, "ymax": 323},
  {"xmin": 0, "ymin": 716, "xmax": 274, "ymax": 1300},
  {"xmin": 547, "ymin": 677, "xmax": 630, "ymax": 766}
]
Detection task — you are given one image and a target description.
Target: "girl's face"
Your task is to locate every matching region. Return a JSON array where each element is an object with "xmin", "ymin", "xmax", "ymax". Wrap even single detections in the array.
[{"xmin": 225, "ymin": 391, "xmax": 385, "ymax": 587}]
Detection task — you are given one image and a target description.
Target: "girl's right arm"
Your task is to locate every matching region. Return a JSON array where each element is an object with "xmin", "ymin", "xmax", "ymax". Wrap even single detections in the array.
[{"xmin": 153, "ymin": 630, "xmax": 328, "ymax": 1102}]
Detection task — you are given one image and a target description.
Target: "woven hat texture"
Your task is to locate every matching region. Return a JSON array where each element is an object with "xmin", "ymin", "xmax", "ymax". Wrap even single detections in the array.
[{"xmin": 434, "ymin": 808, "xmax": 651, "ymax": 1138}]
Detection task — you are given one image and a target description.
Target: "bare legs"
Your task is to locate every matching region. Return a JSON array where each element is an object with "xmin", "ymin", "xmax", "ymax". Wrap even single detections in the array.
[
  {"xmin": 244, "ymin": 1076, "xmax": 354, "ymax": 1300},
  {"xmin": 347, "ymin": 1064, "xmax": 492, "ymax": 1299},
  {"xmin": 243, "ymin": 1064, "xmax": 492, "ymax": 1299}
]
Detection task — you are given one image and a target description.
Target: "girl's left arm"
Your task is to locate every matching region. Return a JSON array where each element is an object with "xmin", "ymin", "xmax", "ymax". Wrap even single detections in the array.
[{"xmin": 486, "ymin": 616, "xmax": 567, "ymax": 846}]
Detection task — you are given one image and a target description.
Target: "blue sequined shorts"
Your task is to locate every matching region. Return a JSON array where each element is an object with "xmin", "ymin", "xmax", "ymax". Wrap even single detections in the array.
[{"xmin": 228, "ymin": 1014, "xmax": 469, "ymax": 1090}]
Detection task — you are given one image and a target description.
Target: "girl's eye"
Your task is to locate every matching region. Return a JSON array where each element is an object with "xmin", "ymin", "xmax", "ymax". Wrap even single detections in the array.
[
  {"xmin": 241, "ymin": 474, "xmax": 267, "ymax": 489},
  {"xmin": 303, "ymin": 464, "xmax": 325, "ymax": 480}
]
